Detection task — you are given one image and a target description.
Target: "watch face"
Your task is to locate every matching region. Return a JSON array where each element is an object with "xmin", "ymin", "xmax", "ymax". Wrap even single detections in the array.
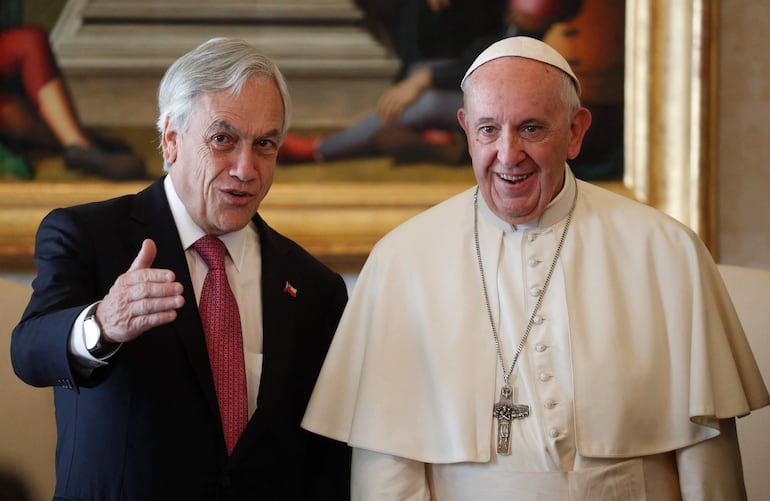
[{"xmin": 84, "ymin": 317, "xmax": 101, "ymax": 350}]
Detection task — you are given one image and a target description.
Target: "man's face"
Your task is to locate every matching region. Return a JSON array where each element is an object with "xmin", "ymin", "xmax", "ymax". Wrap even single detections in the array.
[
  {"xmin": 458, "ymin": 57, "xmax": 590, "ymax": 225},
  {"xmin": 164, "ymin": 77, "xmax": 284, "ymax": 235}
]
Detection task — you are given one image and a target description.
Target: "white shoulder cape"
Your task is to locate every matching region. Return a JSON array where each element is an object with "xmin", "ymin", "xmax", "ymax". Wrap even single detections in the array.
[{"xmin": 302, "ymin": 178, "xmax": 769, "ymax": 463}]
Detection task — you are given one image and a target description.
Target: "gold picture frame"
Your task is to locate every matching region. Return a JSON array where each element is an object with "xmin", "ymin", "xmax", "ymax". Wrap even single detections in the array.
[{"xmin": 0, "ymin": 0, "xmax": 717, "ymax": 273}]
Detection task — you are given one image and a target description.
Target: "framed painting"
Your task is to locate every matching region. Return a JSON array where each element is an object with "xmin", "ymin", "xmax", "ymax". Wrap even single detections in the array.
[{"xmin": 0, "ymin": 0, "xmax": 718, "ymax": 273}]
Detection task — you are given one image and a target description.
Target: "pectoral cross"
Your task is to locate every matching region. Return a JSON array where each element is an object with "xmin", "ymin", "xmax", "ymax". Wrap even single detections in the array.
[{"xmin": 493, "ymin": 384, "xmax": 530, "ymax": 455}]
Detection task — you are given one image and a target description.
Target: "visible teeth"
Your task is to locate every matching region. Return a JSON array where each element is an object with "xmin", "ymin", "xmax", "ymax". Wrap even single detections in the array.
[{"xmin": 499, "ymin": 173, "xmax": 530, "ymax": 183}]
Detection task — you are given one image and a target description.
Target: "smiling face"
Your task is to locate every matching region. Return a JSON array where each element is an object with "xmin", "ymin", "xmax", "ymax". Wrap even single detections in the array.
[
  {"xmin": 163, "ymin": 77, "xmax": 285, "ymax": 235},
  {"xmin": 458, "ymin": 57, "xmax": 591, "ymax": 225}
]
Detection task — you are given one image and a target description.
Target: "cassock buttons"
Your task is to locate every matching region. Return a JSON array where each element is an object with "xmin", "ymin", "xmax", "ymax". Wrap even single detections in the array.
[
  {"xmin": 528, "ymin": 257, "xmax": 540, "ymax": 267},
  {"xmin": 533, "ymin": 315, "xmax": 544, "ymax": 325},
  {"xmin": 539, "ymin": 372, "xmax": 552, "ymax": 382},
  {"xmin": 544, "ymin": 399, "xmax": 557, "ymax": 409},
  {"xmin": 535, "ymin": 343, "xmax": 548, "ymax": 352},
  {"xmin": 529, "ymin": 286, "xmax": 543, "ymax": 297},
  {"xmin": 548, "ymin": 428, "xmax": 560, "ymax": 438}
]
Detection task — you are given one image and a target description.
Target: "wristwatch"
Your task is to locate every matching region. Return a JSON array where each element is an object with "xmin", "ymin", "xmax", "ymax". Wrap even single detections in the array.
[{"xmin": 83, "ymin": 302, "xmax": 117, "ymax": 359}]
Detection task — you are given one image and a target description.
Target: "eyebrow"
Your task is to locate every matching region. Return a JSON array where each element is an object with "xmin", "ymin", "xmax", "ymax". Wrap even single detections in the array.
[
  {"xmin": 206, "ymin": 119, "xmax": 281, "ymax": 141},
  {"xmin": 472, "ymin": 116, "xmax": 497, "ymax": 127},
  {"xmin": 206, "ymin": 120, "xmax": 241, "ymax": 137},
  {"xmin": 473, "ymin": 116, "xmax": 544, "ymax": 128}
]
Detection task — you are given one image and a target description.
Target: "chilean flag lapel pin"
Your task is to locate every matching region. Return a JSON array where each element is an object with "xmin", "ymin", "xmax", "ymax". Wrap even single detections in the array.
[{"xmin": 284, "ymin": 281, "xmax": 298, "ymax": 297}]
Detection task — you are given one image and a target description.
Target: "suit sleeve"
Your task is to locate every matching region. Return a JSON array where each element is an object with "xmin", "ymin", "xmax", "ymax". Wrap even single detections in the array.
[{"xmin": 10, "ymin": 208, "xmax": 104, "ymax": 389}]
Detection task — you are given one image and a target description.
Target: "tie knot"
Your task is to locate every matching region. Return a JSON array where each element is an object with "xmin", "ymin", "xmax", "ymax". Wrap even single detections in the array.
[{"xmin": 193, "ymin": 235, "xmax": 227, "ymax": 270}]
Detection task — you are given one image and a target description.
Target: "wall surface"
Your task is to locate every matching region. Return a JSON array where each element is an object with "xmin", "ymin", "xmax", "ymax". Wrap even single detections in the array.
[{"xmin": 717, "ymin": 0, "xmax": 770, "ymax": 270}]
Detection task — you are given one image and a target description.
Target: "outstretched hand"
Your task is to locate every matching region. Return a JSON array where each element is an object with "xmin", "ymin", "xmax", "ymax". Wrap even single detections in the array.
[
  {"xmin": 377, "ymin": 68, "xmax": 432, "ymax": 124},
  {"xmin": 95, "ymin": 239, "xmax": 185, "ymax": 344}
]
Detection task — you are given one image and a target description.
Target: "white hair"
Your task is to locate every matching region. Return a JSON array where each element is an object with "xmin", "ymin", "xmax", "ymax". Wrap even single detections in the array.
[{"xmin": 156, "ymin": 37, "xmax": 292, "ymax": 170}]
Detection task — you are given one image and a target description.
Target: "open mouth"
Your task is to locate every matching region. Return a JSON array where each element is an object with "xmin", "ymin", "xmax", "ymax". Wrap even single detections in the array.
[
  {"xmin": 225, "ymin": 189, "xmax": 250, "ymax": 198},
  {"xmin": 498, "ymin": 172, "xmax": 532, "ymax": 184}
]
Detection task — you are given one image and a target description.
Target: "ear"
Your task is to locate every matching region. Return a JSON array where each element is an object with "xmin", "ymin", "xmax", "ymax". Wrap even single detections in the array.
[
  {"xmin": 457, "ymin": 107, "xmax": 468, "ymax": 135},
  {"xmin": 160, "ymin": 115, "xmax": 179, "ymax": 165},
  {"xmin": 566, "ymin": 107, "xmax": 592, "ymax": 160}
]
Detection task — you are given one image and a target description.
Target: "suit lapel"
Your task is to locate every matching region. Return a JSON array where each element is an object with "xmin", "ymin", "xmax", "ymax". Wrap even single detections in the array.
[
  {"xmin": 230, "ymin": 215, "xmax": 298, "ymax": 462},
  {"xmin": 128, "ymin": 178, "xmax": 221, "ymax": 426},
  {"xmin": 254, "ymin": 215, "xmax": 298, "ymax": 410}
]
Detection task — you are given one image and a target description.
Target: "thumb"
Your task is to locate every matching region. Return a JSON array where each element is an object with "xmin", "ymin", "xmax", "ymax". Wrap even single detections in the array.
[{"xmin": 127, "ymin": 239, "xmax": 157, "ymax": 272}]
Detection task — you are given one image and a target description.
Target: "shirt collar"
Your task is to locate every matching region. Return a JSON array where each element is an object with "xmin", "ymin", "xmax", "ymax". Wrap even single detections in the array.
[
  {"xmin": 478, "ymin": 165, "xmax": 577, "ymax": 233},
  {"xmin": 163, "ymin": 175, "xmax": 255, "ymax": 272}
]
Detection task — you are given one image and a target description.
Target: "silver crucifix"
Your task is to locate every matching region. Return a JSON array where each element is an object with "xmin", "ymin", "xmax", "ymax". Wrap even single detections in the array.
[{"xmin": 493, "ymin": 383, "xmax": 530, "ymax": 455}]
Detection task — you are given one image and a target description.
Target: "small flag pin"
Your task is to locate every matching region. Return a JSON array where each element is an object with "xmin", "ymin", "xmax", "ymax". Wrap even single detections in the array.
[{"xmin": 284, "ymin": 281, "xmax": 298, "ymax": 297}]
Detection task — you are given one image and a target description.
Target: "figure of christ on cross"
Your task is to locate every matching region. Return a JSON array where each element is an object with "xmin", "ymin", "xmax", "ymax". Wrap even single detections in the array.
[{"xmin": 493, "ymin": 384, "xmax": 530, "ymax": 455}]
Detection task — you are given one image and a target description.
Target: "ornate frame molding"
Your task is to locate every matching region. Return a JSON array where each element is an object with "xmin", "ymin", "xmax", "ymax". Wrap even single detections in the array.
[
  {"xmin": 0, "ymin": 0, "xmax": 718, "ymax": 271},
  {"xmin": 625, "ymin": 0, "xmax": 718, "ymax": 250}
]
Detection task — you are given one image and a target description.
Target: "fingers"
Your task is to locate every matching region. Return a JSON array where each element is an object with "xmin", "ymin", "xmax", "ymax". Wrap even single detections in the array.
[
  {"xmin": 377, "ymin": 89, "xmax": 406, "ymax": 125},
  {"xmin": 377, "ymin": 74, "xmax": 427, "ymax": 124},
  {"xmin": 377, "ymin": 102, "xmax": 398, "ymax": 125},
  {"xmin": 108, "ymin": 297, "xmax": 183, "ymax": 338},
  {"xmin": 99, "ymin": 281, "xmax": 185, "ymax": 344},
  {"xmin": 96, "ymin": 240, "xmax": 185, "ymax": 343}
]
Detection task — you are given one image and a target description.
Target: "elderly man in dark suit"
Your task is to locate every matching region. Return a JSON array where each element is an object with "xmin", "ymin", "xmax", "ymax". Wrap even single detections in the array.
[{"xmin": 10, "ymin": 37, "xmax": 350, "ymax": 500}]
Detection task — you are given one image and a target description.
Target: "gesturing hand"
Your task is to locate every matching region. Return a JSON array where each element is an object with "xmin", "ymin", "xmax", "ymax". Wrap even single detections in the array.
[
  {"xmin": 377, "ymin": 68, "xmax": 432, "ymax": 124},
  {"xmin": 95, "ymin": 239, "xmax": 185, "ymax": 344}
]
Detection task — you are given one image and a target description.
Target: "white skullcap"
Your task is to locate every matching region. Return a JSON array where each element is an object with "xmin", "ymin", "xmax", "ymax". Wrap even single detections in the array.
[{"xmin": 461, "ymin": 36, "xmax": 580, "ymax": 95}]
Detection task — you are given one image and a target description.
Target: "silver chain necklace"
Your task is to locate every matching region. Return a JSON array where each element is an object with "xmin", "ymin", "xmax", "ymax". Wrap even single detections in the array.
[{"xmin": 473, "ymin": 178, "xmax": 577, "ymax": 455}]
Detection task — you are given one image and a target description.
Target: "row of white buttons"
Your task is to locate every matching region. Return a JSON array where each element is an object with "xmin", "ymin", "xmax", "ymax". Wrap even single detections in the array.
[{"xmin": 527, "ymin": 229, "xmax": 561, "ymax": 441}]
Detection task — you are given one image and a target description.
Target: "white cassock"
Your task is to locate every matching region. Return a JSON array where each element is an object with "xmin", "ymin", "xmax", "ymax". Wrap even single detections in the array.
[{"xmin": 302, "ymin": 167, "xmax": 769, "ymax": 500}]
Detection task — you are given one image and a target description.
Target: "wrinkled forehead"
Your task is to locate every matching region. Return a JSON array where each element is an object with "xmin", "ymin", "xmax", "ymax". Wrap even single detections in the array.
[
  {"xmin": 461, "ymin": 58, "xmax": 575, "ymax": 127},
  {"xmin": 464, "ymin": 57, "xmax": 563, "ymax": 100}
]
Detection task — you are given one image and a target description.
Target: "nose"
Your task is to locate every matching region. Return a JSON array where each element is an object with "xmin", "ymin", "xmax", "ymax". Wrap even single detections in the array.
[
  {"xmin": 497, "ymin": 131, "xmax": 526, "ymax": 167},
  {"xmin": 229, "ymin": 145, "xmax": 258, "ymax": 181}
]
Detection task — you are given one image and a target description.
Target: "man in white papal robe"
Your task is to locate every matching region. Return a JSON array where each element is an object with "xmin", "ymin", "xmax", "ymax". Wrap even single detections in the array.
[{"xmin": 302, "ymin": 37, "xmax": 769, "ymax": 500}]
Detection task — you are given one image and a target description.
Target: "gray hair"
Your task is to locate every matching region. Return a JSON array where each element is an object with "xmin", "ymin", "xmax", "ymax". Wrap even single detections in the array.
[
  {"xmin": 556, "ymin": 68, "xmax": 581, "ymax": 117},
  {"xmin": 156, "ymin": 37, "xmax": 292, "ymax": 169}
]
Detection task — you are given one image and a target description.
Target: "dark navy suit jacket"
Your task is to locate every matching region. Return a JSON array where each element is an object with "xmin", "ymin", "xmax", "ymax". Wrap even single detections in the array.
[{"xmin": 11, "ymin": 177, "xmax": 351, "ymax": 500}]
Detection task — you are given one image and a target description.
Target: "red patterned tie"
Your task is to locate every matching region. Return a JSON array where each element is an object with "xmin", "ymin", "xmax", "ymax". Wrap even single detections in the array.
[{"xmin": 193, "ymin": 235, "xmax": 247, "ymax": 455}]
